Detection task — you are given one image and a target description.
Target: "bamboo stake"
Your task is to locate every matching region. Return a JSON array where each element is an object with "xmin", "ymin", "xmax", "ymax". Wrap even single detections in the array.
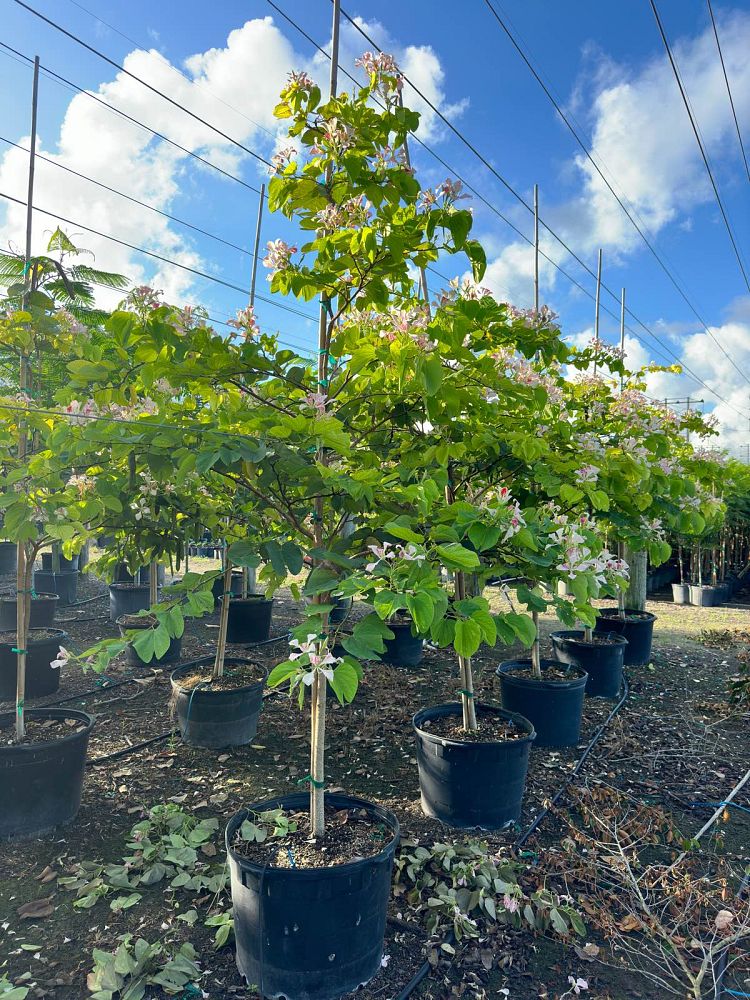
[
  {"xmin": 242, "ymin": 184, "xmax": 265, "ymax": 600},
  {"xmin": 148, "ymin": 559, "xmax": 158, "ymax": 608},
  {"xmin": 15, "ymin": 56, "xmax": 40, "ymax": 743},
  {"xmin": 309, "ymin": 0, "xmax": 341, "ymax": 839},
  {"xmin": 530, "ymin": 609, "xmax": 542, "ymax": 677},
  {"xmin": 213, "ymin": 556, "xmax": 232, "ymax": 680}
]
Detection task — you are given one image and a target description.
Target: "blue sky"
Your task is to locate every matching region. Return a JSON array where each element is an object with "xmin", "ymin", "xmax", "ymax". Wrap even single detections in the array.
[{"xmin": 1, "ymin": 0, "xmax": 749, "ymax": 451}]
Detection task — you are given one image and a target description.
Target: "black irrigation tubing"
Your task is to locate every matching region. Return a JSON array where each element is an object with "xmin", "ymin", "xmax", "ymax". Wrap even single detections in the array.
[
  {"xmin": 87, "ymin": 729, "xmax": 176, "ymax": 766},
  {"xmin": 514, "ymin": 672, "xmax": 631, "ymax": 851}
]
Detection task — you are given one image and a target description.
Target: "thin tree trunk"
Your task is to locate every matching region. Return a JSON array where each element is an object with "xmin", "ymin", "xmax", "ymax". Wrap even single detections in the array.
[
  {"xmin": 624, "ymin": 546, "xmax": 647, "ymax": 612},
  {"xmin": 531, "ymin": 610, "xmax": 542, "ymax": 678},
  {"xmin": 454, "ymin": 569, "xmax": 478, "ymax": 730},
  {"xmin": 148, "ymin": 559, "xmax": 158, "ymax": 608}
]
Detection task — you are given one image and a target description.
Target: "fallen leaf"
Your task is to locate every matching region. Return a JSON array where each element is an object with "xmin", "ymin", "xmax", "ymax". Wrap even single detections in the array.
[
  {"xmin": 35, "ymin": 866, "xmax": 58, "ymax": 884},
  {"xmin": 618, "ymin": 914, "xmax": 641, "ymax": 932},
  {"xmin": 574, "ymin": 943, "xmax": 600, "ymax": 961},
  {"xmin": 17, "ymin": 897, "xmax": 54, "ymax": 919},
  {"xmin": 200, "ymin": 843, "xmax": 217, "ymax": 857}
]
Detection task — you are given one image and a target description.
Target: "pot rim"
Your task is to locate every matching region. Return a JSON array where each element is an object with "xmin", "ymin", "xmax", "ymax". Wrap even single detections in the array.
[
  {"xmin": 0, "ymin": 592, "xmax": 60, "ymax": 603},
  {"xmin": 550, "ymin": 629, "xmax": 628, "ymax": 647},
  {"xmin": 222, "ymin": 594, "xmax": 274, "ymax": 605},
  {"xmin": 109, "ymin": 582, "xmax": 152, "ymax": 592},
  {"xmin": 0, "ymin": 626, "xmax": 68, "ymax": 647},
  {"xmin": 413, "ymin": 700, "xmax": 536, "ymax": 747},
  {"xmin": 170, "ymin": 657, "xmax": 268, "ymax": 694},
  {"xmin": 225, "ymin": 790, "xmax": 399, "ymax": 877},
  {"xmin": 597, "ymin": 608, "xmax": 657, "ymax": 623},
  {"xmin": 34, "ymin": 568, "xmax": 79, "ymax": 577},
  {"xmin": 0, "ymin": 707, "xmax": 94, "ymax": 753},
  {"xmin": 496, "ymin": 658, "xmax": 588, "ymax": 685}
]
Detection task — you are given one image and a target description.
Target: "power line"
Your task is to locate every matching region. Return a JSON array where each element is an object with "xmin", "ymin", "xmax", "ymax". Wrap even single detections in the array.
[
  {"xmin": 706, "ymin": 0, "xmax": 750, "ymax": 186},
  {"xmin": 11, "ymin": 0, "xmax": 273, "ymax": 168},
  {"xmin": 650, "ymin": 0, "xmax": 750, "ymax": 296},
  {"xmin": 0, "ymin": 135, "xmax": 256, "ymax": 261},
  {"xmin": 481, "ymin": 0, "xmax": 750, "ymax": 389},
  {"xmin": 0, "ymin": 43, "xmax": 263, "ymax": 197},
  {"xmin": 0, "ymin": 190, "xmax": 319, "ymax": 324},
  {"xmin": 281, "ymin": 0, "xmax": 747, "ymax": 416}
]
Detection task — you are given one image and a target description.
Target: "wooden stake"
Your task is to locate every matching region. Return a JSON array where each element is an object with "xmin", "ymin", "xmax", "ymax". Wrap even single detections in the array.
[
  {"xmin": 16, "ymin": 56, "xmax": 40, "ymax": 743},
  {"xmin": 309, "ymin": 0, "xmax": 341, "ymax": 840},
  {"xmin": 530, "ymin": 609, "xmax": 541, "ymax": 678},
  {"xmin": 148, "ymin": 559, "xmax": 158, "ymax": 608},
  {"xmin": 213, "ymin": 556, "xmax": 232, "ymax": 680}
]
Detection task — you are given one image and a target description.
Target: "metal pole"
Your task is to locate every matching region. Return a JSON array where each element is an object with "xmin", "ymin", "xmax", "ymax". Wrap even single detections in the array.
[
  {"xmin": 249, "ymin": 183, "xmax": 265, "ymax": 309},
  {"xmin": 686, "ymin": 395, "xmax": 691, "ymax": 443},
  {"xmin": 533, "ymin": 183, "xmax": 539, "ymax": 316},
  {"xmin": 619, "ymin": 287, "xmax": 626, "ymax": 392},
  {"xmin": 16, "ymin": 55, "xmax": 40, "ymax": 743},
  {"xmin": 398, "ymin": 91, "xmax": 430, "ymax": 314},
  {"xmin": 592, "ymin": 248, "xmax": 602, "ymax": 376}
]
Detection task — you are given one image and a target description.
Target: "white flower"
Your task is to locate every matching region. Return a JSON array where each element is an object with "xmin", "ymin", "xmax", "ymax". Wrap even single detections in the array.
[
  {"xmin": 715, "ymin": 909, "xmax": 734, "ymax": 932},
  {"xmin": 380, "ymin": 954, "xmax": 391, "ymax": 968},
  {"xmin": 568, "ymin": 977, "xmax": 588, "ymax": 994},
  {"xmin": 50, "ymin": 646, "xmax": 69, "ymax": 670}
]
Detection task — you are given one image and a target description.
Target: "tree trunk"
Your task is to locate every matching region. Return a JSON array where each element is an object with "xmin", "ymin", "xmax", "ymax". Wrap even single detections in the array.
[
  {"xmin": 531, "ymin": 610, "xmax": 541, "ymax": 678},
  {"xmin": 624, "ymin": 546, "xmax": 647, "ymax": 611},
  {"xmin": 213, "ymin": 557, "xmax": 232, "ymax": 679}
]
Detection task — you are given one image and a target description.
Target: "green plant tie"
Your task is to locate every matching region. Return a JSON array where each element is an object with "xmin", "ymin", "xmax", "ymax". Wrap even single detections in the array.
[
  {"xmin": 11, "ymin": 647, "xmax": 28, "ymax": 655},
  {"xmin": 318, "ymin": 378, "xmax": 329, "ymax": 387},
  {"xmin": 297, "ymin": 774, "xmax": 325, "ymax": 789},
  {"xmin": 458, "ymin": 689, "xmax": 475, "ymax": 698},
  {"xmin": 16, "ymin": 699, "xmax": 23, "ymax": 715}
]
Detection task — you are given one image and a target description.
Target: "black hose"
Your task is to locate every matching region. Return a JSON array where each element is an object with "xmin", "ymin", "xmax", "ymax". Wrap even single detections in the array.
[
  {"xmin": 514, "ymin": 673, "xmax": 630, "ymax": 851},
  {"xmin": 87, "ymin": 729, "xmax": 175, "ymax": 765}
]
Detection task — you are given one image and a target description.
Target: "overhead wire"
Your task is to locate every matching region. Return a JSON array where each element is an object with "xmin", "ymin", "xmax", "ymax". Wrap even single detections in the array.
[
  {"xmin": 11, "ymin": 0, "xmax": 273, "ymax": 169},
  {"xmin": 481, "ymin": 0, "xmax": 750, "ymax": 388},
  {"xmin": 649, "ymin": 0, "xmax": 750, "ymax": 296},
  {"xmin": 706, "ymin": 0, "xmax": 750, "ymax": 185},
  {"xmin": 266, "ymin": 0, "xmax": 750, "ymax": 419}
]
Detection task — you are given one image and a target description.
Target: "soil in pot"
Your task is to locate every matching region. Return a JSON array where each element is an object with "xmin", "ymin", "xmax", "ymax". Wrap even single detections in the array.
[
  {"xmin": 109, "ymin": 582, "xmax": 153, "ymax": 622},
  {"xmin": 226, "ymin": 595, "xmax": 274, "ymax": 644},
  {"xmin": 419, "ymin": 711, "xmax": 527, "ymax": 743},
  {"xmin": 0, "ymin": 541, "xmax": 17, "ymax": 575},
  {"xmin": 170, "ymin": 658, "xmax": 267, "ymax": 748},
  {"xmin": 226, "ymin": 792, "xmax": 398, "ymax": 1000},
  {"xmin": 0, "ymin": 627, "xmax": 68, "ymax": 700},
  {"xmin": 0, "ymin": 592, "xmax": 59, "ymax": 629},
  {"xmin": 496, "ymin": 659, "xmax": 587, "ymax": 748},
  {"xmin": 382, "ymin": 618, "xmax": 424, "ymax": 667},
  {"xmin": 594, "ymin": 608, "xmax": 656, "ymax": 666},
  {"xmin": 33, "ymin": 569, "xmax": 78, "ymax": 606},
  {"xmin": 550, "ymin": 630, "xmax": 627, "ymax": 699},
  {"xmin": 0, "ymin": 707, "xmax": 94, "ymax": 839},
  {"xmin": 116, "ymin": 614, "xmax": 182, "ymax": 667},
  {"xmin": 413, "ymin": 702, "xmax": 536, "ymax": 829}
]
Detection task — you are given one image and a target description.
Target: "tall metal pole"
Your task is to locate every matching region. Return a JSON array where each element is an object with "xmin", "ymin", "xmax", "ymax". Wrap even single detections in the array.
[
  {"xmin": 686, "ymin": 395, "xmax": 691, "ymax": 443},
  {"xmin": 592, "ymin": 248, "xmax": 602, "ymax": 377},
  {"xmin": 16, "ymin": 56, "xmax": 40, "ymax": 742},
  {"xmin": 619, "ymin": 287, "xmax": 626, "ymax": 392},
  {"xmin": 398, "ymin": 92, "xmax": 430, "ymax": 314},
  {"xmin": 533, "ymin": 183, "xmax": 539, "ymax": 316}
]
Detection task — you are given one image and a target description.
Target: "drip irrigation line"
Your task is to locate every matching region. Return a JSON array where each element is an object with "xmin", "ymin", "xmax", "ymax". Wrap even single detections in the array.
[
  {"xmin": 87, "ymin": 729, "xmax": 175, "ymax": 765},
  {"xmin": 707, "ymin": 0, "xmax": 750, "ymax": 186},
  {"xmin": 514, "ymin": 673, "xmax": 630, "ymax": 851},
  {"xmin": 0, "ymin": 42, "xmax": 264, "ymax": 197},
  {"xmin": 481, "ymin": 0, "xmax": 750, "ymax": 388},
  {"xmin": 12, "ymin": 0, "xmax": 273, "ymax": 169},
  {"xmin": 0, "ymin": 190, "xmax": 319, "ymax": 324},
  {"xmin": 0, "ymin": 135, "xmax": 257, "ymax": 260},
  {"xmin": 649, "ymin": 0, "xmax": 750, "ymax": 295},
  {"xmin": 42, "ymin": 675, "xmax": 136, "ymax": 707}
]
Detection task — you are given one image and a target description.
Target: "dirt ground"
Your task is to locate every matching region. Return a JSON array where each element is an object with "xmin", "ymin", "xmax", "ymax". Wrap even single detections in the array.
[{"xmin": 1, "ymin": 563, "xmax": 749, "ymax": 1000}]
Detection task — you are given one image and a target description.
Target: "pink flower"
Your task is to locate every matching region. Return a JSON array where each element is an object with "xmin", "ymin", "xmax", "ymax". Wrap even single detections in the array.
[
  {"xmin": 270, "ymin": 146, "xmax": 297, "ymax": 175},
  {"xmin": 227, "ymin": 305, "xmax": 260, "ymax": 339},
  {"xmin": 50, "ymin": 646, "xmax": 69, "ymax": 670},
  {"xmin": 300, "ymin": 391, "xmax": 327, "ymax": 416},
  {"xmin": 263, "ymin": 239, "xmax": 297, "ymax": 277},
  {"xmin": 502, "ymin": 894, "xmax": 520, "ymax": 914},
  {"xmin": 574, "ymin": 465, "xmax": 600, "ymax": 484}
]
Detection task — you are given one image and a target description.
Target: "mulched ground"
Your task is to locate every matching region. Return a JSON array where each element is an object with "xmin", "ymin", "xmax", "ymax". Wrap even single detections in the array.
[{"xmin": 1, "ymin": 562, "xmax": 749, "ymax": 1000}]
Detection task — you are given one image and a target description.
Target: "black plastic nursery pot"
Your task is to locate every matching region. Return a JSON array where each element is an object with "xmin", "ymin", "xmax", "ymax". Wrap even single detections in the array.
[
  {"xmin": 329, "ymin": 596, "xmax": 352, "ymax": 626},
  {"xmin": 212, "ymin": 571, "xmax": 244, "ymax": 606},
  {"xmin": 689, "ymin": 584, "xmax": 719, "ymax": 608},
  {"xmin": 549, "ymin": 631, "xmax": 626, "ymax": 699},
  {"xmin": 0, "ymin": 707, "xmax": 93, "ymax": 839},
  {"xmin": 226, "ymin": 791, "xmax": 399, "ymax": 1000},
  {"xmin": 671, "ymin": 583, "xmax": 689, "ymax": 605},
  {"xmin": 594, "ymin": 608, "xmax": 656, "ymax": 666},
  {"xmin": 496, "ymin": 660, "xmax": 588, "ymax": 747},
  {"xmin": 0, "ymin": 627, "xmax": 68, "ymax": 700},
  {"xmin": 226, "ymin": 596, "xmax": 274, "ymax": 644},
  {"xmin": 41, "ymin": 551, "xmax": 79, "ymax": 572},
  {"xmin": 116, "ymin": 615, "xmax": 183, "ymax": 667},
  {"xmin": 109, "ymin": 582, "xmax": 153, "ymax": 622},
  {"xmin": 382, "ymin": 619, "xmax": 424, "ymax": 667},
  {"xmin": 0, "ymin": 541, "xmax": 17, "ymax": 575},
  {"xmin": 413, "ymin": 702, "xmax": 536, "ymax": 829},
  {"xmin": 170, "ymin": 657, "xmax": 268, "ymax": 749},
  {"xmin": 33, "ymin": 569, "xmax": 78, "ymax": 606},
  {"xmin": 0, "ymin": 592, "xmax": 59, "ymax": 629}
]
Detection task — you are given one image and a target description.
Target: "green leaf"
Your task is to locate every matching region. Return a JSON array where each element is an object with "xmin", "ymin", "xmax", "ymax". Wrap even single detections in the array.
[
  {"xmin": 454, "ymin": 618, "xmax": 482, "ymax": 658},
  {"xmin": 373, "ymin": 590, "xmax": 406, "ymax": 620},
  {"xmin": 421, "ymin": 356, "xmax": 443, "ymax": 395},
  {"xmin": 383, "ymin": 519, "xmax": 423, "ymax": 544},
  {"xmin": 471, "ymin": 609, "xmax": 497, "ymax": 647},
  {"xmin": 303, "ymin": 566, "xmax": 339, "ymax": 596},
  {"xmin": 227, "ymin": 540, "xmax": 261, "ymax": 568},
  {"xmin": 267, "ymin": 661, "xmax": 298, "ymax": 688},
  {"xmin": 152, "ymin": 625, "xmax": 171, "ymax": 659},
  {"xmin": 131, "ymin": 628, "xmax": 155, "ymax": 663},
  {"xmin": 282, "ymin": 541, "xmax": 304, "ymax": 575},
  {"xmin": 330, "ymin": 660, "xmax": 359, "ymax": 705},
  {"xmin": 405, "ymin": 592, "xmax": 434, "ymax": 633},
  {"xmin": 467, "ymin": 522, "xmax": 501, "ymax": 552},
  {"xmin": 436, "ymin": 542, "xmax": 481, "ymax": 571},
  {"xmin": 505, "ymin": 612, "xmax": 536, "ymax": 648}
]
